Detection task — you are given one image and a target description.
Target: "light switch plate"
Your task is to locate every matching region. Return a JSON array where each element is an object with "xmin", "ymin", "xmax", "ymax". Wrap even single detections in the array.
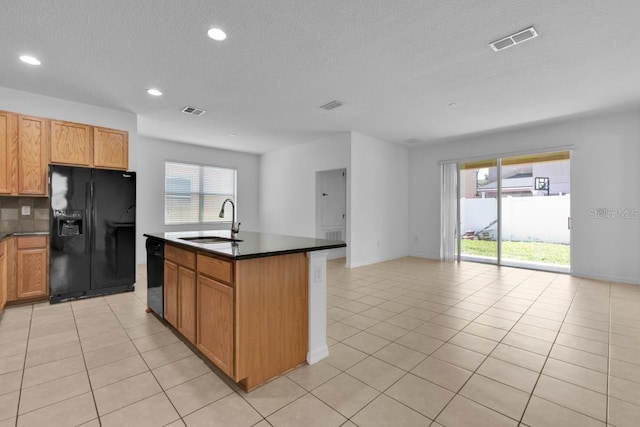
[{"xmin": 21, "ymin": 206, "xmax": 31, "ymax": 216}]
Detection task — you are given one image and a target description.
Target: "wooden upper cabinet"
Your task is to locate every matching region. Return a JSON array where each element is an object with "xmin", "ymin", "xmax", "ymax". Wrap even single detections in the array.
[
  {"xmin": 50, "ymin": 121, "xmax": 91, "ymax": 166},
  {"xmin": 0, "ymin": 111, "xmax": 18, "ymax": 194},
  {"xmin": 18, "ymin": 115, "xmax": 48, "ymax": 195},
  {"xmin": 94, "ymin": 127, "xmax": 128, "ymax": 170}
]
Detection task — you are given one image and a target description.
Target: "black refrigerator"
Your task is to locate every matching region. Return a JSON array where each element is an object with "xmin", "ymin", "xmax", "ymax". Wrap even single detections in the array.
[{"xmin": 49, "ymin": 165, "xmax": 136, "ymax": 303}]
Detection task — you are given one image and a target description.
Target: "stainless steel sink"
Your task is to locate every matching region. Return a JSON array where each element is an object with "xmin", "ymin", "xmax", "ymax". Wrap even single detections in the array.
[{"xmin": 179, "ymin": 236, "xmax": 243, "ymax": 244}]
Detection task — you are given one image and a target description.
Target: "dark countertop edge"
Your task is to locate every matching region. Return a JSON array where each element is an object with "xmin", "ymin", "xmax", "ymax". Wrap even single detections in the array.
[
  {"xmin": 1, "ymin": 231, "xmax": 49, "ymax": 241},
  {"xmin": 143, "ymin": 232, "xmax": 346, "ymax": 261}
]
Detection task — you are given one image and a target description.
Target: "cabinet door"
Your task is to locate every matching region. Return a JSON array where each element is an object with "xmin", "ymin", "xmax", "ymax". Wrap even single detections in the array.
[
  {"xmin": 16, "ymin": 247, "xmax": 48, "ymax": 299},
  {"xmin": 94, "ymin": 127, "xmax": 128, "ymax": 170},
  {"xmin": 0, "ymin": 112, "xmax": 18, "ymax": 194},
  {"xmin": 0, "ymin": 240, "xmax": 6, "ymax": 312},
  {"xmin": 197, "ymin": 274, "xmax": 234, "ymax": 377},
  {"xmin": 18, "ymin": 115, "xmax": 48, "ymax": 195},
  {"xmin": 178, "ymin": 267, "xmax": 197, "ymax": 344},
  {"xmin": 50, "ymin": 121, "xmax": 91, "ymax": 166},
  {"xmin": 164, "ymin": 260, "xmax": 178, "ymax": 327}
]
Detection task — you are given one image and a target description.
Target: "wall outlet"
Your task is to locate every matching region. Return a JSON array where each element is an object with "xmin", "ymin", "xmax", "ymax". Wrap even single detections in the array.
[
  {"xmin": 314, "ymin": 266, "xmax": 322, "ymax": 283},
  {"xmin": 21, "ymin": 206, "xmax": 31, "ymax": 216}
]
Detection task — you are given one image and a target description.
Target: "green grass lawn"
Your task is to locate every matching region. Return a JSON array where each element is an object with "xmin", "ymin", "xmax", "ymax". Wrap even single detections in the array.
[{"xmin": 461, "ymin": 239, "xmax": 570, "ymax": 265}]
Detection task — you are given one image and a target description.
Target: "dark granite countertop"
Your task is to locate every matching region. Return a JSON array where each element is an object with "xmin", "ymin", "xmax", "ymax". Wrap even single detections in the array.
[
  {"xmin": 144, "ymin": 230, "xmax": 346, "ymax": 260},
  {"xmin": 0, "ymin": 231, "xmax": 49, "ymax": 241}
]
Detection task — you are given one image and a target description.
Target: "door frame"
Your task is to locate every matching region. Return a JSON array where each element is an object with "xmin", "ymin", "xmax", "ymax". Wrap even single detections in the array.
[
  {"xmin": 456, "ymin": 152, "xmax": 571, "ymax": 273},
  {"xmin": 316, "ymin": 168, "xmax": 347, "ymax": 260}
]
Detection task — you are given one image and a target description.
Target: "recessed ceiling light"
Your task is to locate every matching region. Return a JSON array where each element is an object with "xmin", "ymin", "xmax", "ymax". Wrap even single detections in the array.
[
  {"xmin": 147, "ymin": 88, "xmax": 163, "ymax": 96},
  {"xmin": 230, "ymin": 133, "xmax": 237, "ymax": 137},
  {"xmin": 19, "ymin": 55, "xmax": 41, "ymax": 65},
  {"xmin": 207, "ymin": 28, "xmax": 227, "ymax": 41}
]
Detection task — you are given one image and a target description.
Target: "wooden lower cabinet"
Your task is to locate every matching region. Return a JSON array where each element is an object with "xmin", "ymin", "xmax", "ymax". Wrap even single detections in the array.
[
  {"xmin": 234, "ymin": 253, "xmax": 308, "ymax": 390},
  {"xmin": 15, "ymin": 236, "xmax": 48, "ymax": 300},
  {"xmin": 163, "ymin": 260, "xmax": 178, "ymax": 327},
  {"xmin": 163, "ymin": 245, "xmax": 197, "ymax": 344},
  {"xmin": 197, "ymin": 274, "xmax": 234, "ymax": 377},
  {"xmin": 0, "ymin": 239, "xmax": 7, "ymax": 312},
  {"xmin": 163, "ymin": 244, "xmax": 308, "ymax": 391},
  {"xmin": 177, "ymin": 267, "xmax": 197, "ymax": 343}
]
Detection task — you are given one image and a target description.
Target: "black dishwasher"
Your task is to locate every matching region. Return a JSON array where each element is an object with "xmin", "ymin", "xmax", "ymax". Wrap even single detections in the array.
[{"xmin": 146, "ymin": 237, "xmax": 164, "ymax": 317}]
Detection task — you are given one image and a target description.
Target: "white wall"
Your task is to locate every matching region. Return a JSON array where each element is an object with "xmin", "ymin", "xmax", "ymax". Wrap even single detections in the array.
[
  {"xmin": 259, "ymin": 131, "xmax": 410, "ymax": 268},
  {"xmin": 136, "ymin": 136, "xmax": 260, "ymax": 263},
  {"xmin": 259, "ymin": 132, "xmax": 350, "ymax": 238},
  {"xmin": 409, "ymin": 109, "xmax": 640, "ymax": 284},
  {"xmin": 0, "ymin": 87, "xmax": 138, "ymax": 169},
  {"xmin": 349, "ymin": 132, "xmax": 409, "ymax": 268}
]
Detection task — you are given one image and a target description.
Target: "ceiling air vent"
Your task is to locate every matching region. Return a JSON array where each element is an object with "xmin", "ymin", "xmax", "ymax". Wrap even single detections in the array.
[
  {"xmin": 320, "ymin": 100, "xmax": 343, "ymax": 111},
  {"xmin": 490, "ymin": 26, "xmax": 538, "ymax": 52},
  {"xmin": 181, "ymin": 106, "xmax": 207, "ymax": 116}
]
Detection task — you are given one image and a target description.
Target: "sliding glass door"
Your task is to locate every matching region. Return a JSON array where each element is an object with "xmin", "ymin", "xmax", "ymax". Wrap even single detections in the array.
[
  {"xmin": 459, "ymin": 159, "xmax": 499, "ymax": 264},
  {"xmin": 455, "ymin": 151, "xmax": 570, "ymax": 272}
]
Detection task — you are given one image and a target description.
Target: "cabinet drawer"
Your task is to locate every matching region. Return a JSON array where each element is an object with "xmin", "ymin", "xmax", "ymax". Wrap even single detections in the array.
[
  {"xmin": 17, "ymin": 236, "xmax": 47, "ymax": 249},
  {"xmin": 197, "ymin": 254, "xmax": 233, "ymax": 285},
  {"xmin": 165, "ymin": 244, "xmax": 196, "ymax": 269}
]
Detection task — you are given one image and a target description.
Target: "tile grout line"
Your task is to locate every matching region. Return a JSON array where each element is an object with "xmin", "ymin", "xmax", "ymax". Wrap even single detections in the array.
[
  {"xmin": 71, "ymin": 298, "xmax": 104, "ymax": 427},
  {"xmin": 14, "ymin": 304, "xmax": 35, "ymax": 427},
  {"xmin": 422, "ymin": 267, "xmax": 542, "ymax": 424},
  {"xmin": 104, "ymin": 295, "xmax": 186, "ymax": 426},
  {"xmin": 340, "ymin": 266, "xmax": 537, "ymax": 424},
  {"xmin": 515, "ymin": 276, "xmax": 610, "ymax": 425},
  {"xmin": 513, "ymin": 275, "xmax": 581, "ymax": 425}
]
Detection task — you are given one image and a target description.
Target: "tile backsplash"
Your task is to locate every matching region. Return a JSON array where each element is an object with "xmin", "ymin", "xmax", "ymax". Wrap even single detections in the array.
[{"xmin": 0, "ymin": 196, "xmax": 49, "ymax": 233}]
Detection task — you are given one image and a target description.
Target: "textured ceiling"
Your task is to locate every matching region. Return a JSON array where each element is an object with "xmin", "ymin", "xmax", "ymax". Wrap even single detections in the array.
[{"xmin": 2, "ymin": 1, "xmax": 640, "ymax": 154}]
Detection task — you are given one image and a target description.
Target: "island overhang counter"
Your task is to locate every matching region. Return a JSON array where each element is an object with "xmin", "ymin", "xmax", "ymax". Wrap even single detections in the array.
[{"xmin": 143, "ymin": 230, "xmax": 346, "ymax": 391}]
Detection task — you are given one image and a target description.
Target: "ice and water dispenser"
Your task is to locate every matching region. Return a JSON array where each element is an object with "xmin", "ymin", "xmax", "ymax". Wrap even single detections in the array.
[{"xmin": 54, "ymin": 210, "xmax": 84, "ymax": 236}]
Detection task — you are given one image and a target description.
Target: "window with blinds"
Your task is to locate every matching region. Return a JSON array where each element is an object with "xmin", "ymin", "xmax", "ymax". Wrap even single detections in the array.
[{"xmin": 165, "ymin": 161, "xmax": 237, "ymax": 225}]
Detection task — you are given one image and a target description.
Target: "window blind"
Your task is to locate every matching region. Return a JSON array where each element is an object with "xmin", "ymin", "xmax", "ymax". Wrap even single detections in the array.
[{"xmin": 165, "ymin": 161, "xmax": 237, "ymax": 225}]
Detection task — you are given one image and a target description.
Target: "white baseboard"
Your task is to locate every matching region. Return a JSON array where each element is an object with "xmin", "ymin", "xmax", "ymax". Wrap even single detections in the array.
[
  {"xmin": 307, "ymin": 345, "xmax": 329, "ymax": 364},
  {"xmin": 571, "ymin": 271, "xmax": 640, "ymax": 286},
  {"xmin": 408, "ymin": 250, "xmax": 440, "ymax": 260},
  {"xmin": 347, "ymin": 252, "xmax": 409, "ymax": 269}
]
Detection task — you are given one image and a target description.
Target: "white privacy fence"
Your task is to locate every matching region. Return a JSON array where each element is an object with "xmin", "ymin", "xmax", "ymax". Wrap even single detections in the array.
[{"xmin": 460, "ymin": 195, "xmax": 570, "ymax": 244}]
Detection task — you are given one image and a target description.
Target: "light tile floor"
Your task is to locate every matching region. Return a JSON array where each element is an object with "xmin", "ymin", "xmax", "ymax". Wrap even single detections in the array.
[{"xmin": 1, "ymin": 258, "xmax": 640, "ymax": 426}]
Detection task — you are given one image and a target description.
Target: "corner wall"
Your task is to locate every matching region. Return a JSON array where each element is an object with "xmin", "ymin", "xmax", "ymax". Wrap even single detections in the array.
[
  {"xmin": 259, "ymin": 131, "xmax": 410, "ymax": 268},
  {"xmin": 259, "ymin": 133, "xmax": 350, "ymax": 238},
  {"xmin": 409, "ymin": 110, "xmax": 640, "ymax": 284},
  {"xmin": 349, "ymin": 132, "xmax": 409, "ymax": 267}
]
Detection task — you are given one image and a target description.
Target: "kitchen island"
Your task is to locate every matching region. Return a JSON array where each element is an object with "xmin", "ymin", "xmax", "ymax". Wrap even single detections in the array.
[{"xmin": 143, "ymin": 230, "xmax": 345, "ymax": 391}]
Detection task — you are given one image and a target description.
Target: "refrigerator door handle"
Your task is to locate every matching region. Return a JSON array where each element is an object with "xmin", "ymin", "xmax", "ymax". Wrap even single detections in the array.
[
  {"xmin": 91, "ymin": 181, "xmax": 97, "ymax": 254},
  {"xmin": 85, "ymin": 182, "xmax": 92, "ymax": 255}
]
